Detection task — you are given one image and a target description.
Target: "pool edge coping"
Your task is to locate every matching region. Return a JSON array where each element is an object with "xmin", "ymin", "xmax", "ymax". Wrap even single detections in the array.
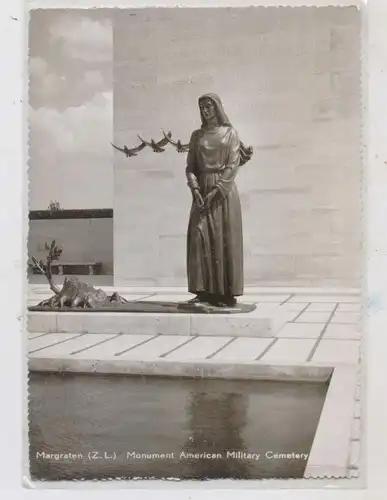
[
  {"xmin": 28, "ymin": 357, "xmax": 335, "ymax": 383},
  {"xmin": 305, "ymin": 365, "xmax": 358, "ymax": 478}
]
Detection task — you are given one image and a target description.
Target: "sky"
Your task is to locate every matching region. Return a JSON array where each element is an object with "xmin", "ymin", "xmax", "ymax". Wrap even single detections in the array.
[
  {"xmin": 28, "ymin": 7, "xmax": 359, "ymax": 210},
  {"xmin": 28, "ymin": 9, "xmax": 113, "ymax": 210}
]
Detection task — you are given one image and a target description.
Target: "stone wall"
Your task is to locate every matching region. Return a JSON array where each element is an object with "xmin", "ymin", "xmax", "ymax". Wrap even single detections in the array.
[
  {"xmin": 28, "ymin": 218, "xmax": 114, "ymax": 275},
  {"xmin": 113, "ymin": 7, "xmax": 361, "ymax": 287}
]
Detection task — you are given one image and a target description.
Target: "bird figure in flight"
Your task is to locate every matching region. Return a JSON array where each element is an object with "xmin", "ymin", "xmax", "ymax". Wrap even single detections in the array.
[
  {"xmin": 162, "ymin": 130, "xmax": 190, "ymax": 153},
  {"xmin": 137, "ymin": 131, "xmax": 172, "ymax": 153},
  {"xmin": 111, "ymin": 140, "xmax": 146, "ymax": 158}
]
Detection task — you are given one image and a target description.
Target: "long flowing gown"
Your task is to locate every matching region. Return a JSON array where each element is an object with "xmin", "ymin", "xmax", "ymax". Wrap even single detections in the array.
[{"xmin": 186, "ymin": 125, "xmax": 243, "ymax": 298}]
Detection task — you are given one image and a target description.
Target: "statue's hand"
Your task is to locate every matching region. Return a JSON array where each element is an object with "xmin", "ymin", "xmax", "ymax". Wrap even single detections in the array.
[
  {"xmin": 204, "ymin": 188, "xmax": 218, "ymax": 210},
  {"xmin": 192, "ymin": 188, "xmax": 204, "ymax": 209}
]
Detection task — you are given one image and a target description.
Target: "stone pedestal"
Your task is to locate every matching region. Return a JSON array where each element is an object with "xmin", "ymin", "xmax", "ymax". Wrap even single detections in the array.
[{"xmin": 28, "ymin": 306, "xmax": 286, "ymax": 338}]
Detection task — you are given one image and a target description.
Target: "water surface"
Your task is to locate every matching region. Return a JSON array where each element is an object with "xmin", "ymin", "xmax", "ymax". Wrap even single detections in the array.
[{"xmin": 29, "ymin": 372, "xmax": 328, "ymax": 480}]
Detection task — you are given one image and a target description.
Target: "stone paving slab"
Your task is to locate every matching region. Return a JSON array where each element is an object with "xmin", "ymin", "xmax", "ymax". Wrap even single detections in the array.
[
  {"xmin": 280, "ymin": 302, "xmax": 309, "ymax": 312},
  {"xmin": 118, "ymin": 335, "xmax": 192, "ymax": 360},
  {"xmin": 234, "ymin": 294, "xmax": 291, "ymax": 303},
  {"xmin": 28, "ymin": 331, "xmax": 50, "ymax": 340},
  {"xmin": 29, "ymin": 333, "xmax": 82, "ymax": 353},
  {"xmin": 164, "ymin": 336, "xmax": 233, "ymax": 361},
  {"xmin": 279, "ymin": 310, "xmax": 302, "ymax": 322},
  {"xmin": 337, "ymin": 303, "xmax": 361, "ymax": 312},
  {"xmin": 70, "ymin": 334, "xmax": 155, "ymax": 359},
  {"xmin": 29, "ymin": 333, "xmax": 115, "ymax": 358},
  {"xmin": 295, "ymin": 311, "xmax": 333, "ymax": 323},
  {"xmin": 140, "ymin": 294, "xmax": 192, "ymax": 303},
  {"xmin": 324, "ymin": 324, "xmax": 361, "ymax": 340},
  {"xmin": 330, "ymin": 312, "xmax": 361, "ymax": 324},
  {"xmin": 210, "ymin": 337, "xmax": 274, "ymax": 361},
  {"xmin": 253, "ymin": 303, "xmax": 282, "ymax": 311},
  {"xmin": 288, "ymin": 295, "xmax": 360, "ymax": 304},
  {"xmin": 311, "ymin": 340, "xmax": 360, "ymax": 365},
  {"xmin": 260, "ymin": 339, "xmax": 317, "ymax": 363},
  {"xmin": 306, "ymin": 303, "xmax": 337, "ymax": 312},
  {"xmin": 275, "ymin": 322, "xmax": 325, "ymax": 339}
]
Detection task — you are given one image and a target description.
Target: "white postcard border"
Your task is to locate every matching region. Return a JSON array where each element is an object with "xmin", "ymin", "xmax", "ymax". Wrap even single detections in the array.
[{"xmin": 2, "ymin": 0, "xmax": 387, "ymax": 498}]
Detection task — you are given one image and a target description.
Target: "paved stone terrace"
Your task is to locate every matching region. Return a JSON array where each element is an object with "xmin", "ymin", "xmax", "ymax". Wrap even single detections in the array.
[
  {"xmin": 27, "ymin": 287, "xmax": 361, "ymax": 366},
  {"xmin": 26, "ymin": 285, "xmax": 362, "ymax": 477}
]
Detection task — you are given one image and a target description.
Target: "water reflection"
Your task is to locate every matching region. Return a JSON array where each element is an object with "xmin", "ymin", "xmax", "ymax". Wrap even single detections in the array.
[
  {"xmin": 28, "ymin": 372, "xmax": 327, "ymax": 481},
  {"xmin": 181, "ymin": 391, "xmax": 252, "ymax": 479}
]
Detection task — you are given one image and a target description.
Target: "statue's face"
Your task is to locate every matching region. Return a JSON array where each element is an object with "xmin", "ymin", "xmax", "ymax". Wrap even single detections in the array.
[{"xmin": 200, "ymin": 98, "xmax": 216, "ymax": 122}]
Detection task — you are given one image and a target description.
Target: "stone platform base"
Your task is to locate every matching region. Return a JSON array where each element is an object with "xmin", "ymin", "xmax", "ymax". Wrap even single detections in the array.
[
  {"xmin": 27, "ymin": 306, "xmax": 286, "ymax": 337},
  {"xmin": 28, "ymin": 300, "xmax": 256, "ymax": 315}
]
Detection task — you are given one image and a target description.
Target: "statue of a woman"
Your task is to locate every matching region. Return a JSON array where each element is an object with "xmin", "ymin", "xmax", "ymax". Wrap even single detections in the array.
[{"xmin": 186, "ymin": 93, "xmax": 252, "ymax": 308}]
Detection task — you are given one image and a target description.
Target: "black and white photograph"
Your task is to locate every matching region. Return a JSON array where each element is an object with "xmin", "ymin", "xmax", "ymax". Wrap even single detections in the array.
[{"xmin": 26, "ymin": 6, "xmax": 362, "ymax": 482}]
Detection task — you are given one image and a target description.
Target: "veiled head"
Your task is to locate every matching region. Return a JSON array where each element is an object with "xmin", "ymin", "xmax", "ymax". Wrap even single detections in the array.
[{"xmin": 198, "ymin": 93, "xmax": 232, "ymax": 128}]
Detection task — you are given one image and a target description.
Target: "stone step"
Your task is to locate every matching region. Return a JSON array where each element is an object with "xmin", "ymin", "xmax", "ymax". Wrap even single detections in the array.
[
  {"xmin": 28, "ymin": 355, "xmax": 333, "ymax": 382},
  {"xmin": 27, "ymin": 307, "xmax": 287, "ymax": 337}
]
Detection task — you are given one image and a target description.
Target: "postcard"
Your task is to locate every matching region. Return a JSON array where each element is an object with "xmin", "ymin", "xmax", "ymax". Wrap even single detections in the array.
[{"xmin": 26, "ymin": 4, "xmax": 363, "ymax": 485}]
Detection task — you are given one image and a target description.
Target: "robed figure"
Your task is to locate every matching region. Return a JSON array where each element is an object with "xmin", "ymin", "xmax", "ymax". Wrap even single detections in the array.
[{"xmin": 186, "ymin": 93, "xmax": 252, "ymax": 308}]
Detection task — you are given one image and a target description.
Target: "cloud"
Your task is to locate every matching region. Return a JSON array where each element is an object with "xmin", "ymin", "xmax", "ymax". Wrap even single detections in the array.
[
  {"xmin": 29, "ymin": 56, "xmax": 68, "ymax": 102},
  {"xmin": 28, "ymin": 12, "xmax": 113, "ymax": 209},
  {"xmin": 29, "ymin": 56, "xmax": 109, "ymax": 109},
  {"xmin": 84, "ymin": 70, "xmax": 106, "ymax": 88},
  {"xmin": 49, "ymin": 14, "xmax": 112, "ymax": 62},
  {"xmin": 30, "ymin": 92, "xmax": 113, "ymax": 159},
  {"xmin": 29, "ymin": 56, "xmax": 48, "ymax": 78}
]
